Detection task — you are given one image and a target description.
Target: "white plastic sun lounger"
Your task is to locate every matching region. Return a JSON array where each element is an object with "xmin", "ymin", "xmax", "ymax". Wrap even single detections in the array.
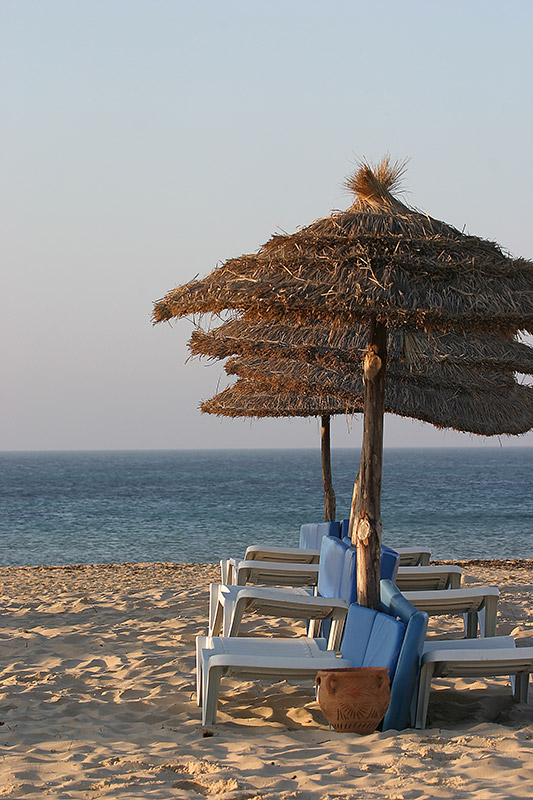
[
  {"xmin": 394, "ymin": 547, "xmax": 431, "ymax": 567},
  {"xmin": 208, "ymin": 583, "xmax": 349, "ymax": 648},
  {"xmin": 395, "ymin": 565, "xmax": 462, "ymax": 592},
  {"xmin": 415, "ymin": 636, "xmax": 533, "ymax": 728},
  {"xmin": 221, "ymin": 547, "xmax": 321, "ymax": 583},
  {"xmin": 196, "ymin": 634, "xmax": 339, "ymax": 725},
  {"xmin": 198, "ymin": 583, "xmax": 428, "ymax": 728},
  {"xmin": 220, "ymin": 521, "xmax": 339, "ymax": 584},
  {"xmin": 224, "ymin": 559, "xmax": 321, "ymax": 587},
  {"xmin": 224, "ymin": 560, "xmax": 455, "ymax": 590},
  {"xmin": 403, "ymin": 586, "xmax": 499, "ymax": 638}
]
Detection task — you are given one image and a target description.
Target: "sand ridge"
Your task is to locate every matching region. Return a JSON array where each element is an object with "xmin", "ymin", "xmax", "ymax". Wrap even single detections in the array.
[{"xmin": 1, "ymin": 561, "xmax": 532, "ymax": 799}]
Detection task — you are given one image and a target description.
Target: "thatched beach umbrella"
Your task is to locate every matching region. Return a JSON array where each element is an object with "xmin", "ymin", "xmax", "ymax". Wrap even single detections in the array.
[
  {"xmin": 154, "ymin": 157, "xmax": 533, "ymax": 607},
  {"xmin": 202, "ymin": 380, "xmax": 362, "ymax": 522}
]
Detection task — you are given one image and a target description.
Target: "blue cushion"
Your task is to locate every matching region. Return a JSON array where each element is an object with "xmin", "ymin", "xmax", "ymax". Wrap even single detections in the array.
[
  {"xmin": 340, "ymin": 605, "xmax": 405, "ymax": 676},
  {"xmin": 338, "ymin": 545, "xmax": 358, "ymax": 604},
  {"xmin": 299, "ymin": 521, "xmax": 341, "ymax": 549},
  {"xmin": 316, "ymin": 536, "xmax": 349, "ymax": 598},
  {"xmin": 380, "ymin": 580, "xmax": 429, "ymax": 731},
  {"xmin": 316, "ymin": 540, "xmax": 353, "ymax": 640},
  {"xmin": 380, "ymin": 545, "xmax": 400, "ymax": 582}
]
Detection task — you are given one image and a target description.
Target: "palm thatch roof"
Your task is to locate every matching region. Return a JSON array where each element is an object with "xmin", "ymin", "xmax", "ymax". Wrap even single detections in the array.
[
  {"xmin": 189, "ymin": 318, "xmax": 533, "ymax": 375},
  {"xmin": 211, "ymin": 368, "xmax": 532, "ymax": 436},
  {"xmin": 153, "ymin": 158, "xmax": 533, "ymax": 336},
  {"xmin": 224, "ymin": 352, "xmax": 522, "ymax": 395},
  {"xmin": 201, "ymin": 381, "xmax": 361, "ymax": 418}
]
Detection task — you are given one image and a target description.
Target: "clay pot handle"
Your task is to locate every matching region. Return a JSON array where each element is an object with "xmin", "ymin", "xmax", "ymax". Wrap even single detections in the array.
[
  {"xmin": 376, "ymin": 671, "xmax": 389, "ymax": 689},
  {"xmin": 325, "ymin": 673, "xmax": 338, "ymax": 694}
]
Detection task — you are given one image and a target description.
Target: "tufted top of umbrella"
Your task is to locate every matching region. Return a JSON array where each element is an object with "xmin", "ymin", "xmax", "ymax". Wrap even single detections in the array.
[{"xmin": 154, "ymin": 158, "xmax": 533, "ymax": 336}]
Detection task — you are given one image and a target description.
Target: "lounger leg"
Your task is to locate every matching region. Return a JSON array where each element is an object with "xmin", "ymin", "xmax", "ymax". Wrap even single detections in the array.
[
  {"xmin": 415, "ymin": 662, "xmax": 435, "ymax": 729},
  {"xmin": 513, "ymin": 673, "xmax": 530, "ymax": 703},
  {"xmin": 481, "ymin": 597, "xmax": 498, "ymax": 638},
  {"xmin": 465, "ymin": 611, "xmax": 478, "ymax": 639},
  {"xmin": 449, "ymin": 573, "xmax": 462, "ymax": 589},
  {"xmin": 226, "ymin": 597, "xmax": 246, "ymax": 637},
  {"xmin": 203, "ymin": 663, "xmax": 224, "ymax": 726},
  {"xmin": 328, "ymin": 611, "xmax": 347, "ymax": 651},
  {"xmin": 220, "ymin": 559, "xmax": 229, "ymax": 584},
  {"xmin": 195, "ymin": 636, "xmax": 207, "ymax": 705},
  {"xmin": 209, "ymin": 585, "xmax": 224, "ymax": 636},
  {"xmin": 307, "ymin": 618, "xmax": 322, "ymax": 639}
]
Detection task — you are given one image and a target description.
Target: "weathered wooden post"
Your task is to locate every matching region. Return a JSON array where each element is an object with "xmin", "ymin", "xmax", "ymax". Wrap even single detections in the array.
[
  {"xmin": 352, "ymin": 317, "xmax": 387, "ymax": 609},
  {"xmin": 320, "ymin": 414, "xmax": 336, "ymax": 522}
]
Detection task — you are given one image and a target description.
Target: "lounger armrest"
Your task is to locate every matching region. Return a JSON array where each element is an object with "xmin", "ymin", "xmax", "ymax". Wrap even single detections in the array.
[
  {"xmin": 207, "ymin": 653, "xmax": 352, "ymax": 673},
  {"xmin": 244, "ymin": 545, "xmax": 321, "ymax": 562},
  {"xmin": 398, "ymin": 566, "xmax": 462, "ymax": 576},
  {"xmin": 423, "ymin": 636, "xmax": 515, "ymax": 654},
  {"xmin": 234, "ymin": 560, "xmax": 320, "ymax": 586},
  {"xmin": 422, "ymin": 646, "xmax": 533, "ymax": 666},
  {"xmin": 235, "ymin": 586, "xmax": 346, "ymax": 608}
]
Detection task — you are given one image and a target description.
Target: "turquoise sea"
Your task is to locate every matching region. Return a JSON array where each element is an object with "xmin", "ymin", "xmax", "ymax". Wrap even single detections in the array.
[{"xmin": 0, "ymin": 448, "xmax": 531, "ymax": 567}]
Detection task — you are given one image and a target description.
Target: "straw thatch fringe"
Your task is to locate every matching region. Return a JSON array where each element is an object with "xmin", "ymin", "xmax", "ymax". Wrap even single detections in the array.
[
  {"xmin": 201, "ymin": 382, "xmax": 362, "ymax": 418},
  {"xmin": 205, "ymin": 373, "xmax": 532, "ymax": 436},
  {"xmin": 153, "ymin": 245, "xmax": 533, "ymax": 334},
  {"xmin": 224, "ymin": 353, "xmax": 522, "ymax": 394},
  {"xmin": 189, "ymin": 319, "xmax": 533, "ymax": 374}
]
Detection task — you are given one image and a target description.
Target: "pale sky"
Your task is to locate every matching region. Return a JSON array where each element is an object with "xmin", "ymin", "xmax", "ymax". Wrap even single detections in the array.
[{"xmin": 2, "ymin": 0, "xmax": 532, "ymax": 451}]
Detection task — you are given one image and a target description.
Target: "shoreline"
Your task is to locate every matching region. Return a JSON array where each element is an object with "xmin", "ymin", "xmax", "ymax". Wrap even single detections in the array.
[
  {"xmin": 1, "ymin": 560, "xmax": 533, "ymax": 798},
  {"xmin": 1, "ymin": 556, "xmax": 532, "ymax": 570}
]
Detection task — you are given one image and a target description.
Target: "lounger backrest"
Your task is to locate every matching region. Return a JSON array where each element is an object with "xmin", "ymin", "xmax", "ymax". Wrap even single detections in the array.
[
  {"xmin": 316, "ymin": 536, "xmax": 349, "ymax": 598},
  {"xmin": 317, "ymin": 540, "xmax": 355, "ymax": 641},
  {"xmin": 380, "ymin": 544, "xmax": 400, "ymax": 583},
  {"xmin": 299, "ymin": 521, "xmax": 341, "ymax": 549},
  {"xmin": 338, "ymin": 544, "xmax": 358, "ymax": 604}
]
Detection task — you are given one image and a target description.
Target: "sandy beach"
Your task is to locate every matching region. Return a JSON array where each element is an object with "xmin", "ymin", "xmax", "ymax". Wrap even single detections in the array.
[{"xmin": 1, "ymin": 560, "xmax": 533, "ymax": 799}]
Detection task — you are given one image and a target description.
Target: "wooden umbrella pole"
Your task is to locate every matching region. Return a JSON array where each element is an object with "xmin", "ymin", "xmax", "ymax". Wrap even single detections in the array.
[
  {"xmin": 321, "ymin": 414, "xmax": 336, "ymax": 522},
  {"xmin": 352, "ymin": 318, "xmax": 387, "ymax": 609},
  {"xmin": 347, "ymin": 470, "xmax": 359, "ymax": 540}
]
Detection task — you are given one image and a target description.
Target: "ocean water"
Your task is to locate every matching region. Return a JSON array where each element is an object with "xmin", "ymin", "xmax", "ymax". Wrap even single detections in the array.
[{"xmin": 0, "ymin": 448, "xmax": 531, "ymax": 567}]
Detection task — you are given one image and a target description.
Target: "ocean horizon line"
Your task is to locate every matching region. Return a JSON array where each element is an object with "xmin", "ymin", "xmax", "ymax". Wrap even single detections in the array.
[{"xmin": 2, "ymin": 444, "xmax": 532, "ymax": 455}]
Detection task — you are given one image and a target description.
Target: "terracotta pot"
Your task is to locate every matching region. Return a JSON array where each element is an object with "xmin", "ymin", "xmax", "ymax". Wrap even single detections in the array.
[{"xmin": 316, "ymin": 667, "xmax": 390, "ymax": 734}]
